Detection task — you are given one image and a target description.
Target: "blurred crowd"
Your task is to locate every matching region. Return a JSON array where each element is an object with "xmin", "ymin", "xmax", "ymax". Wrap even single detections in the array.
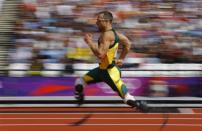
[
  {"xmin": 0, "ymin": 0, "xmax": 4, "ymax": 12},
  {"xmin": 10, "ymin": 0, "xmax": 202, "ymax": 71}
]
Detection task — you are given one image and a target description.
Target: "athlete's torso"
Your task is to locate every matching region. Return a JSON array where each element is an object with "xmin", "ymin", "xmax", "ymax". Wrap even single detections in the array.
[{"xmin": 98, "ymin": 29, "xmax": 119, "ymax": 69}]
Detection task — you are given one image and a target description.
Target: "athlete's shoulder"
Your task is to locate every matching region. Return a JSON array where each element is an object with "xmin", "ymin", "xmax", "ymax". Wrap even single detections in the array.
[
  {"xmin": 115, "ymin": 31, "xmax": 124, "ymax": 39},
  {"xmin": 102, "ymin": 30, "xmax": 114, "ymax": 40},
  {"xmin": 115, "ymin": 32, "xmax": 131, "ymax": 45}
]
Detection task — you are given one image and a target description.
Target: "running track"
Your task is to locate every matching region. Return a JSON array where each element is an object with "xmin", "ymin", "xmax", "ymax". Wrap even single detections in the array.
[{"xmin": 0, "ymin": 107, "xmax": 202, "ymax": 131}]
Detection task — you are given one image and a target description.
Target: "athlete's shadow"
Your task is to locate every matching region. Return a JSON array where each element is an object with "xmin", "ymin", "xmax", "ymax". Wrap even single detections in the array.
[{"xmin": 70, "ymin": 113, "xmax": 93, "ymax": 126}]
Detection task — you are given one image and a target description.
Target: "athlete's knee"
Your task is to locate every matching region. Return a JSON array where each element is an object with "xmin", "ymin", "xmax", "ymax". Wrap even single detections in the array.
[
  {"xmin": 75, "ymin": 78, "xmax": 86, "ymax": 92},
  {"xmin": 75, "ymin": 78, "xmax": 86, "ymax": 87}
]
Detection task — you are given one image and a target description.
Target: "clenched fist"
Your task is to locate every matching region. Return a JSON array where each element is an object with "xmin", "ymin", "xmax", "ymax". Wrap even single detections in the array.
[
  {"xmin": 115, "ymin": 59, "xmax": 123, "ymax": 67},
  {"xmin": 84, "ymin": 33, "xmax": 93, "ymax": 45}
]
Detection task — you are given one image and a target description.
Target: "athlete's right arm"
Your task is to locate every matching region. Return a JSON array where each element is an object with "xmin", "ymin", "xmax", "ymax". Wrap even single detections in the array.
[{"xmin": 84, "ymin": 33, "xmax": 111, "ymax": 59}]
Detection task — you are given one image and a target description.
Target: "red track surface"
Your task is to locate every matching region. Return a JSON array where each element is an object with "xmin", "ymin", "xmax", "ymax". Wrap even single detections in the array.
[{"xmin": 0, "ymin": 107, "xmax": 202, "ymax": 131}]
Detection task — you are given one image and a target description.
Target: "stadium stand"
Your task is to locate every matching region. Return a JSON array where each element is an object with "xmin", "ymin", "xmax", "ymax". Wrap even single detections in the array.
[
  {"xmin": 0, "ymin": 0, "xmax": 4, "ymax": 12},
  {"xmin": 4, "ymin": 0, "xmax": 201, "ymax": 76},
  {"xmin": 0, "ymin": 0, "xmax": 22, "ymax": 75}
]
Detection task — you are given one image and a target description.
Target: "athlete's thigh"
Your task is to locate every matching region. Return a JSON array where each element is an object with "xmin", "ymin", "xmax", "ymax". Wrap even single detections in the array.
[
  {"xmin": 82, "ymin": 67, "xmax": 102, "ymax": 84},
  {"xmin": 104, "ymin": 66, "xmax": 128, "ymax": 98}
]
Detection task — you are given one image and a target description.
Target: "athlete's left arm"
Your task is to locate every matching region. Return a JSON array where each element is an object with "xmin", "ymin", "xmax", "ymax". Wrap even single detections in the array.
[
  {"xmin": 116, "ymin": 32, "xmax": 131, "ymax": 66},
  {"xmin": 84, "ymin": 32, "xmax": 111, "ymax": 59}
]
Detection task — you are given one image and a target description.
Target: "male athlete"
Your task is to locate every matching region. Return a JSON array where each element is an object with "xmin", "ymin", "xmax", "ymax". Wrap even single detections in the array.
[{"xmin": 74, "ymin": 11, "xmax": 144, "ymax": 109}]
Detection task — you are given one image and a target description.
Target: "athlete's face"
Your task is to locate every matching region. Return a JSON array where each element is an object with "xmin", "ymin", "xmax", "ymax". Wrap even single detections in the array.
[{"xmin": 96, "ymin": 14, "xmax": 107, "ymax": 31}]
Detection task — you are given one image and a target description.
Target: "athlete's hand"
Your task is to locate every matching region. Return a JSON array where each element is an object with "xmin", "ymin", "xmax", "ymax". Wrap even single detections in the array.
[
  {"xmin": 116, "ymin": 59, "xmax": 123, "ymax": 67},
  {"xmin": 84, "ymin": 33, "xmax": 93, "ymax": 45}
]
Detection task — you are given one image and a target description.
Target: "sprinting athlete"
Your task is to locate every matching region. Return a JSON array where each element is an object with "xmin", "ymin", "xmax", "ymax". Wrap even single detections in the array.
[{"xmin": 74, "ymin": 11, "xmax": 141, "ymax": 108}]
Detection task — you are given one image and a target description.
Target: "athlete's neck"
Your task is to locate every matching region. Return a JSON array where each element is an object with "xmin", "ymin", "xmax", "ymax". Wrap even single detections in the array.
[{"xmin": 102, "ymin": 26, "xmax": 113, "ymax": 32}]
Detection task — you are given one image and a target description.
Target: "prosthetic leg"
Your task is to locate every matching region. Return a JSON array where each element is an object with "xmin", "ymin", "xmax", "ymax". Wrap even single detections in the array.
[{"xmin": 74, "ymin": 78, "xmax": 86, "ymax": 106}]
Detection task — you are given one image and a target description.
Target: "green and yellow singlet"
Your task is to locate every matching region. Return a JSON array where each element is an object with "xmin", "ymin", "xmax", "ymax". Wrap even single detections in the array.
[{"xmin": 99, "ymin": 29, "xmax": 119, "ymax": 69}]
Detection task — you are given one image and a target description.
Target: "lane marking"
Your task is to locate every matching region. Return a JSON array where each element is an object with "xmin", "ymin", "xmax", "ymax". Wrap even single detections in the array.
[
  {"xmin": 0, "ymin": 124, "xmax": 202, "ymax": 126},
  {"xmin": 0, "ymin": 113, "xmax": 200, "ymax": 115},
  {"xmin": 1, "ymin": 118, "xmax": 202, "ymax": 120},
  {"xmin": 178, "ymin": 108, "xmax": 194, "ymax": 114}
]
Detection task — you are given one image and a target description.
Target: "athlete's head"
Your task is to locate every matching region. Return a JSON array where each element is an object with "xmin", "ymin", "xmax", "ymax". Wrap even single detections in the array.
[{"xmin": 96, "ymin": 11, "xmax": 113, "ymax": 31}]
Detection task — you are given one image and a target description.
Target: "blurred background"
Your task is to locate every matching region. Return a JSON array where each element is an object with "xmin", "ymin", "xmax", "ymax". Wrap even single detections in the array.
[{"xmin": 0, "ymin": 0, "xmax": 201, "ymax": 97}]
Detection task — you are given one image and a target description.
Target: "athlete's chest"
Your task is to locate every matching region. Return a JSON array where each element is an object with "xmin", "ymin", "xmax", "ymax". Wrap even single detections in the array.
[{"xmin": 98, "ymin": 35, "xmax": 114, "ymax": 47}]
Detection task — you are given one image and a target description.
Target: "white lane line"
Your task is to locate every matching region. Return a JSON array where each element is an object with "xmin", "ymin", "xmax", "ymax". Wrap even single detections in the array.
[
  {"xmin": 0, "ymin": 124, "xmax": 202, "ymax": 126},
  {"xmin": 0, "ymin": 113, "xmax": 200, "ymax": 115},
  {"xmin": 178, "ymin": 108, "xmax": 194, "ymax": 114},
  {"xmin": 0, "ymin": 104, "xmax": 127, "ymax": 107},
  {"xmin": 1, "ymin": 118, "xmax": 202, "ymax": 120}
]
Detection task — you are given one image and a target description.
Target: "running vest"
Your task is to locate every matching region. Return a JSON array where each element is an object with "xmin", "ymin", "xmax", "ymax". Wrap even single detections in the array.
[{"xmin": 98, "ymin": 29, "xmax": 119, "ymax": 69}]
